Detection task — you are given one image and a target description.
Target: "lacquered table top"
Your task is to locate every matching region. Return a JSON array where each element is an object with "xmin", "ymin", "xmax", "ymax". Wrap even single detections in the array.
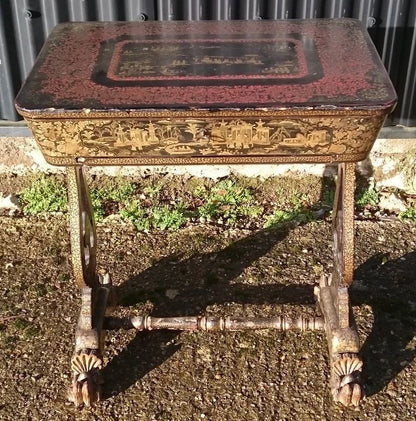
[{"xmin": 16, "ymin": 19, "xmax": 396, "ymax": 116}]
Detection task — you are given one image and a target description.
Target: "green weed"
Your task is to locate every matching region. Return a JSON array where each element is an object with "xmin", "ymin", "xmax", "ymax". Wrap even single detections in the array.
[
  {"xmin": 356, "ymin": 187, "xmax": 379, "ymax": 209},
  {"xmin": 17, "ymin": 174, "xmax": 326, "ymax": 232},
  {"xmin": 151, "ymin": 204, "xmax": 188, "ymax": 230},
  {"xmin": 90, "ymin": 178, "xmax": 136, "ymax": 220},
  {"xmin": 399, "ymin": 206, "xmax": 416, "ymax": 223},
  {"xmin": 20, "ymin": 175, "xmax": 68, "ymax": 215},
  {"xmin": 0, "ymin": 333, "xmax": 16, "ymax": 350},
  {"xmin": 143, "ymin": 182, "xmax": 163, "ymax": 199},
  {"xmin": 13, "ymin": 318, "xmax": 40, "ymax": 338},
  {"xmin": 263, "ymin": 208, "xmax": 314, "ymax": 229},
  {"xmin": 32, "ymin": 283, "xmax": 48, "ymax": 297},
  {"xmin": 57, "ymin": 273, "xmax": 71, "ymax": 283},
  {"xmin": 258, "ymin": 175, "xmax": 321, "ymax": 209},
  {"xmin": 194, "ymin": 179, "xmax": 263, "ymax": 223},
  {"xmin": 119, "ymin": 200, "xmax": 150, "ymax": 231},
  {"xmin": 263, "ymin": 190, "xmax": 315, "ymax": 229},
  {"xmin": 21, "ymin": 325, "xmax": 40, "ymax": 338},
  {"xmin": 14, "ymin": 318, "xmax": 31, "ymax": 331},
  {"xmin": 288, "ymin": 192, "xmax": 311, "ymax": 210},
  {"xmin": 120, "ymin": 200, "xmax": 187, "ymax": 231}
]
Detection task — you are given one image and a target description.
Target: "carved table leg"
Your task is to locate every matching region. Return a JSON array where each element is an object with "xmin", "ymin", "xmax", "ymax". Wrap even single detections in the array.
[
  {"xmin": 316, "ymin": 162, "xmax": 363, "ymax": 406},
  {"xmin": 66, "ymin": 166, "xmax": 112, "ymax": 407}
]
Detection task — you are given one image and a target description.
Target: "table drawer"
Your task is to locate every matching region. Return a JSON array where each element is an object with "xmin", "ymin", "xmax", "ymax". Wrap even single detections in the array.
[{"xmin": 27, "ymin": 113, "xmax": 386, "ymax": 166}]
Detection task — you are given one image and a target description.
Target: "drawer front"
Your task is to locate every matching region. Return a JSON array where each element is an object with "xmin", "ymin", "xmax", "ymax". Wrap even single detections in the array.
[{"xmin": 27, "ymin": 114, "xmax": 385, "ymax": 166}]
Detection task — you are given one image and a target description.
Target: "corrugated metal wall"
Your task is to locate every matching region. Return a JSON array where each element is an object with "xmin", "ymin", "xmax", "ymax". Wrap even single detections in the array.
[{"xmin": 1, "ymin": 0, "xmax": 415, "ymax": 126}]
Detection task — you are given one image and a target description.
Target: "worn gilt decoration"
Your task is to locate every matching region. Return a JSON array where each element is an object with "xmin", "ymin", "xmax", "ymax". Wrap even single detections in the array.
[
  {"xmin": 104, "ymin": 314, "xmax": 324, "ymax": 332},
  {"xmin": 332, "ymin": 353, "xmax": 364, "ymax": 406},
  {"xmin": 69, "ymin": 352, "xmax": 103, "ymax": 407},
  {"xmin": 15, "ymin": 19, "xmax": 396, "ymax": 409},
  {"xmin": 67, "ymin": 271, "xmax": 112, "ymax": 407},
  {"xmin": 27, "ymin": 115, "xmax": 385, "ymax": 165},
  {"xmin": 67, "ymin": 166, "xmax": 97, "ymax": 288}
]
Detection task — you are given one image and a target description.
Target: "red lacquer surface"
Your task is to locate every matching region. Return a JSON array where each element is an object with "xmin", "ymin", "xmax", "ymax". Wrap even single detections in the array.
[{"xmin": 15, "ymin": 19, "xmax": 397, "ymax": 113}]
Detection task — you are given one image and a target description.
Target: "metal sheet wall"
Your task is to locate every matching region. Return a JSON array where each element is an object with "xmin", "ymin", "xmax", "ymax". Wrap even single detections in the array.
[{"xmin": 1, "ymin": 0, "xmax": 415, "ymax": 126}]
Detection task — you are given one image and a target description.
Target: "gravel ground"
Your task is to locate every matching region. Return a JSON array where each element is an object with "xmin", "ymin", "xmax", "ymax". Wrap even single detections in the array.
[{"xmin": 0, "ymin": 214, "xmax": 416, "ymax": 420}]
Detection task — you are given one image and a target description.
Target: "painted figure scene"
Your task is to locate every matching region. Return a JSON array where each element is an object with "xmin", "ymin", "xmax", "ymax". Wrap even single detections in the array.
[{"xmin": 31, "ymin": 117, "xmax": 377, "ymax": 160}]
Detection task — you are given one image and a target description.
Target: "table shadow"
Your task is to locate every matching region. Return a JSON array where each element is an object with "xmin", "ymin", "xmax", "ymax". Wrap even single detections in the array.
[
  {"xmin": 353, "ymin": 252, "xmax": 416, "ymax": 396},
  {"xmin": 101, "ymin": 225, "xmax": 317, "ymax": 399},
  {"xmin": 100, "ymin": 163, "xmax": 416, "ymax": 401},
  {"xmin": 102, "ymin": 243, "xmax": 416, "ymax": 400}
]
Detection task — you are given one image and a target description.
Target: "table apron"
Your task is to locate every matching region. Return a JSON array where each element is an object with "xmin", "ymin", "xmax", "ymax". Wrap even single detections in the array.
[{"xmin": 25, "ymin": 113, "xmax": 386, "ymax": 166}]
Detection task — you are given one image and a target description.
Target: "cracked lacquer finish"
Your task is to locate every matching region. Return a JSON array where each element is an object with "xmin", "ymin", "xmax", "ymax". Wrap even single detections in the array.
[
  {"xmin": 15, "ymin": 19, "xmax": 396, "ymax": 111},
  {"xmin": 15, "ymin": 19, "xmax": 397, "ymax": 409}
]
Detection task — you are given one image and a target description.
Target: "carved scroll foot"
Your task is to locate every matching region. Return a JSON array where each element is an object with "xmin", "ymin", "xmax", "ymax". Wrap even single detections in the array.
[
  {"xmin": 68, "ymin": 273, "xmax": 112, "ymax": 407},
  {"xmin": 68, "ymin": 351, "xmax": 103, "ymax": 407},
  {"xmin": 331, "ymin": 353, "xmax": 364, "ymax": 407},
  {"xmin": 316, "ymin": 275, "xmax": 363, "ymax": 407}
]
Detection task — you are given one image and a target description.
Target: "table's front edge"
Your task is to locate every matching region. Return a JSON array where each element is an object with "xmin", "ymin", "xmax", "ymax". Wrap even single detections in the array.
[{"xmin": 16, "ymin": 106, "xmax": 394, "ymax": 120}]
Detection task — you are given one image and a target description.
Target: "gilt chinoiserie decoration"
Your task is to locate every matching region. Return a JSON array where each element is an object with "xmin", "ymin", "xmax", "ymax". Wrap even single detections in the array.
[
  {"xmin": 27, "ymin": 115, "xmax": 385, "ymax": 165},
  {"xmin": 15, "ymin": 19, "xmax": 396, "ymax": 409}
]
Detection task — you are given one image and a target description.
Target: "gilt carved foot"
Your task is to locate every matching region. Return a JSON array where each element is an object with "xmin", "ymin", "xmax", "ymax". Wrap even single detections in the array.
[
  {"xmin": 68, "ymin": 351, "xmax": 103, "ymax": 407},
  {"xmin": 331, "ymin": 353, "xmax": 364, "ymax": 407}
]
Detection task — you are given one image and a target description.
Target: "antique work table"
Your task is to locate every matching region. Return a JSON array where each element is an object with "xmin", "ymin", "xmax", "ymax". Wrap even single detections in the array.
[{"xmin": 16, "ymin": 19, "xmax": 396, "ymax": 408}]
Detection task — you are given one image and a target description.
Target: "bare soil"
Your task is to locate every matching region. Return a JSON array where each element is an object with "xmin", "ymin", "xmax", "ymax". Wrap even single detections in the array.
[{"xmin": 0, "ymin": 211, "xmax": 416, "ymax": 420}]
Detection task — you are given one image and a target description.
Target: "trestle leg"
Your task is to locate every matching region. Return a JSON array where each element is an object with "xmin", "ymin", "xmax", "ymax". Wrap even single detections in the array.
[
  {"xmin": 316, "ymin": 163, "xmax": 364, "ymax": 407},
  {"xmin": 65, "ymin": 163, "xmax": 364, "ymax": 408},
  {"xmin": 67, "ymin": 166, "xmax": 112, "ymax": 407}
]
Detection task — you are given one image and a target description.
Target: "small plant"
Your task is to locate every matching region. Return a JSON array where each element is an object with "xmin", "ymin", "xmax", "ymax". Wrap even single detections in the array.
[
  {"xmin": 143, "ymin": 182, "xmax": 163, "ymax": 199},
  {"xmin": 90, "ymin": 190, "xmax": 105, "ymax": 221},
  {"xmin": 263, "ymin": 190, "xmax": 316, "ymax": 229},
  {"xmin": 0, "ymin": 333, "xmax": 16, "ymax": 350},
  {"xmin": 399, "ymin": 206, "xmax": 416, "ymax": 223},
  {"xmin": 194, "ymin": 179, "xmax": 263, "ymax": 224},
  {"xmin": 90, "ymin": 179, "xmax": 136, "ymax": 220},
  {"xmin": 120, "ymin": 200, "xmax": 188, "ymax": 231},
  {"xmin": 14, "ymin": 318, "xmax": 31, "ymax": 331},
  {"xmin": 264, "ymin": 210, "xmax": 295, "ymax": 228},
  {"xmin": 356, "ymin": 187, "xmax": 379, "ymax": 209},
  {"xmin": 263, "ymin": 208, "xmax": 314, "ymax": 229},
  {"xmin": 119, "ymin": 200, "xmax": 150, "ymax": 231},
  {"xmin": 32, "ymin": 283, "xmax": 48, "ymax": 297},
  {"xmin": 13, "ymin": 318, "xmax": 40, "ymax": 339},
  {"xmin": 20, "ymin": 175, "xmax": 68, "ymax": 215},
  {"xmin": 22, "ymin": 325, "xmax": 40, "ymax": 338},
  {"xmin": 151, "ymin": 203, "xmax": 188, "ymax": 230}
]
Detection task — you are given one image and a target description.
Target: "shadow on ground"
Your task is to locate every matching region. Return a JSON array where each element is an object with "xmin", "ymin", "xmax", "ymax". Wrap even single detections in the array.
[
  {"xmin": 102, "ymin": 226, "xmax": 318, "ymax": 399},
  {"xmin": 102, "ymin": 234, "xmax": 416, "ymax": 402},
  {"xmin": 354, "ymin": 252, "xmax": 416, "ymax": 396}
]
